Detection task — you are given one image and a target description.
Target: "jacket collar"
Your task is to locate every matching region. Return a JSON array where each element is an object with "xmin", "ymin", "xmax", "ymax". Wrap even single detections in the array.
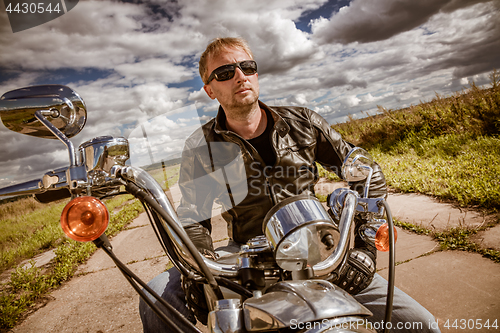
[{"xmin": 213, "ymin": 101, "xmax": 290, "ymax": 138}]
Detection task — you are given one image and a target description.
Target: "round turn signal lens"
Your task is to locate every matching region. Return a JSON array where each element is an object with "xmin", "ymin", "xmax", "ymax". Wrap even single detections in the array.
[
  {"xmin": 375, "ymin": 223, "xmax": 398, "ymax": 252},
  {"xmin": 60, "ymin": 196, "xmax": 109, "ymax": 242}
]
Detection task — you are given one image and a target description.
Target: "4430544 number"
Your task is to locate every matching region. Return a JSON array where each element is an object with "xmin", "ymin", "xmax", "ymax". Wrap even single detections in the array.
[
  {"xmin": 5, "ymin": 2, "xmax": 61, "ymax": 14},
  {"xmin": 444, "ymin": 319, "xmax": 498, "ymax": 330}
]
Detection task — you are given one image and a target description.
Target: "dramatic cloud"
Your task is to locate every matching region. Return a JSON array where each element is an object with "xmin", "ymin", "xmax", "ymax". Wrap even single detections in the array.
[{"xmin": 310, "ymin": 0, "xmax": 492, "ymax": 44}]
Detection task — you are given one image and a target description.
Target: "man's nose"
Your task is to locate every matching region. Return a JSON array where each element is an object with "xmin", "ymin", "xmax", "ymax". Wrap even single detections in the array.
[{"xmin": 234, "ymin": 67, "xmax": 247, "ymax": 82}]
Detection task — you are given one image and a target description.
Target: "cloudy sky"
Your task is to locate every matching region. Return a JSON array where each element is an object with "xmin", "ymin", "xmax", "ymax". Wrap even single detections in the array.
[{"xmin": 0, "ymin": 0, "xmax": 499, "ymax": 191}]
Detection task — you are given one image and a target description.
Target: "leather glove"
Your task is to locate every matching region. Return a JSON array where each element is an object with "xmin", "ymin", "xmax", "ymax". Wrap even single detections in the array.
[
  {"xmin": 332, "ymin": 249, "xmax": 376, "ymax": 295},
  {"xmin": 184, "ymin": 223, "xmax": 215, "ymax": 255},
  {"xmin": 349, "ymin": 162, "xmax": 387, "ymax": 198},
  {"xmin": 181, "ymin": 277, "xmax": 209, "ymax": 325}
]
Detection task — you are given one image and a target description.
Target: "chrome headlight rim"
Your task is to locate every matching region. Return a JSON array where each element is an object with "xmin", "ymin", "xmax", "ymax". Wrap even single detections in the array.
[{"xmin": 262, "ymin": 195, "xmax": 340, "ymax": 271}]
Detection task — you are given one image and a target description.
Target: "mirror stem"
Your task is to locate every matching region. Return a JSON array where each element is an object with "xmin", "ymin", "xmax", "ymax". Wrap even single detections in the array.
[
  {"xmin": 363, "ymin": 167, "xmax": 373, "ymax": 198},
  {"xmin": 35, "ymin": 110, "xmax": 78, "ymax": 166}
]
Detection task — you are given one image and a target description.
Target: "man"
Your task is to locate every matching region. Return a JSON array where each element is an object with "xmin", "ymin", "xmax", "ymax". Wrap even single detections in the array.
[{"xmin": 140, "ymin": 37, "xmax": 440, "ymax": 332}]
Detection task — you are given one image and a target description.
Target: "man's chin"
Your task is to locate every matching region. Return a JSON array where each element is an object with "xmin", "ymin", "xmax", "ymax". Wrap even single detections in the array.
[{"xmin": 234, "ymin": 93, "xmax": 259, "ymax": 106}]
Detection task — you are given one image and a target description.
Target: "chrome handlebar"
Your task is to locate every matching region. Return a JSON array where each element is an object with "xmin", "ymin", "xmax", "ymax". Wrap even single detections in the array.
[
  {"xmin": 313, "ymin": 189, "xmax": 358, "ymax": 276},
  {"xmin": 0, "ymin": 164, "xmax": 366, "ymax": 281},
  {"xmin": 119, "ymin": 165, "xmax": 240, "ymax": 278},
  {"xmin": 0, "ymin": 178, "xmax": 44, "ymax": 197}
]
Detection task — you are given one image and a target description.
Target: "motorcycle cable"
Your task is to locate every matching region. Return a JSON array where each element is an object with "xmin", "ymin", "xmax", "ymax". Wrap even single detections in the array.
[
  {"xmin": 94, "ymin": 236, "xmax": 201, "ymax": 333},
  {"xmin": 380, "ymin": 199, "xmax": 396, "ymax": 333},
  {"xmin": 141, "ymin": 200, "xmax": 168, "ymax": 254},
  {"xmin": 214, "ymin": 276, "xmax": 253, "ymax": 299},
  {"xmin": 143, "ymin": 199, "xmax": 254, "ymax": 299},
  {"xmin": 124, "ymin": 181, "xmax": 223, "ymax": 299},
  {"xmin": 142, "ymin": 200, "xmax": 200, "ymax": 280},
  {"xmin": 98, "ymin": 191, "xmax": 129, "ymax": 200},
  {"xmin": 89, "ymin": 179, "xmax": 128, "ymax": 198}
]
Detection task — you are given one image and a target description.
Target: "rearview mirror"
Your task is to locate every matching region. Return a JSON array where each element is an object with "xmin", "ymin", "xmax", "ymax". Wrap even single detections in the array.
[
  {"xmin": 341, "ymin": 147, "xmax": 374, "ymax": 182},
  {"xmin": 0, "ymin": 85, "xmax": 87, "ymax": 139}
]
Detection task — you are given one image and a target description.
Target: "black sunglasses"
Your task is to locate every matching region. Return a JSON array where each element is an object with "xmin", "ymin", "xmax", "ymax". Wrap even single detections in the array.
[{"xmin": 206, "ymin": 60, "xmax": 258, "ymax": 83}]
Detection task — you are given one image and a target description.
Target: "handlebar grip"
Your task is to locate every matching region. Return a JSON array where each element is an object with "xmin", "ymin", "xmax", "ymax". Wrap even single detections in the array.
[{"xmin": 34, "ymin": 188, "xmax": 72, "ymax": 203}]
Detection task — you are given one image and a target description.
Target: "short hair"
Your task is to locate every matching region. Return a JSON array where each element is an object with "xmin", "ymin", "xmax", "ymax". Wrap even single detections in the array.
[{"xmin": 199, "ymin": 37, "xmax": 254, "ymax": 84}]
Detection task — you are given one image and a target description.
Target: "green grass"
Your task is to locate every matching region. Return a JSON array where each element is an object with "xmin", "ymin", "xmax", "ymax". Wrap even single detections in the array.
[
  {"xmin": 371, "ymin": 135, "xmax": 500, "ymax": 209},
  {"xmin": 0, "ymin": 194, "xmax": 138, "ymax": 272},
  {"xmin": 393, "ymin": 219, "xmax": 432, "ymax": 236},
  {"xmin": 393, "ymin": 219, "xmax": 500, "ymax": 263},
  {"xmin": 147, "ymin": 164, "xmax": 180, "ymax": 191},
  {"xmin": 0, "ymin": 198, "xmax": 70, "ymax": 272},
  {"xmin": 434, "ymin": 227, "xmax": 500, "ymax": 263},
  {"xmin": 317, "ymin": 163, "xmax": 341, "ymax": 182},
  {"xmin": 334, "ymin": 71, "xmax": 500, "ymax": 151}
]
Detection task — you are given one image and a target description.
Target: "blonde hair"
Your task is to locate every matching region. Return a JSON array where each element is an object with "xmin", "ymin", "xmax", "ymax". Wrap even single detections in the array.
[{"xmin": 199, "ymin": 37, "xmax": 254, "ymax": 84}]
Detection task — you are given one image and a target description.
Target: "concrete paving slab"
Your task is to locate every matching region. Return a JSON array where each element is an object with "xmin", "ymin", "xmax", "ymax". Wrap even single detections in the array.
[
  {"xmin": 378, "ymin": 251, "xmax": 500, "ymax": 333},
  {"xmin": 376, "ymin": 227, "xmax": 439, "ymax": 270},
  {"xmin": 77, "ymin": 213, "xmax": 167, "ymax": 275},
  {"xmin": 22, "ymin": 249, "xmax": 56, "ymax": 269},
  {"xmin": 210, "ymin": 210, "xmax": 229, "ymax": 243},
  {"xmin": 126, "ymin": 209, "xmax": 150, "ymax": 228},
  {"xmin": 168, "ymin": 183, "xmax": 182, "ymax": 209},
  {"xmin": 387, "ymin": 192, "xmax": 487, "ymax": 231},
  {"xmin": 12, "ymin": 258, "xmax": 170, "ymax": 333},
  {"xmin": 471, "ymin": 224, "xmax": 500, "ymax": 251}
]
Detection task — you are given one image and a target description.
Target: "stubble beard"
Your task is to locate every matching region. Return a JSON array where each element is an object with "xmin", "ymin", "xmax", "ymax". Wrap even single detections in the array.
[{"xmin": 226, "ymin": 87, "xmax": 260, "ymax": 121}]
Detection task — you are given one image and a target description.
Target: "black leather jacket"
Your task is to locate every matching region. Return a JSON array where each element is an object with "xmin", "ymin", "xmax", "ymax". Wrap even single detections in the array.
[{"xmin": 177, "ymin": 101, "xmax": 387, "ymax": 254}]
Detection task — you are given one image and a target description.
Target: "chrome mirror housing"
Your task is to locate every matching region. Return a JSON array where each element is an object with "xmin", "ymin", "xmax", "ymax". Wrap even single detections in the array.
[
  {"xmin": 77, "ymin": 136, "xmax": 130, "ymax": 198},
  {"xmin": 0, "ymin": 85, "xmax": 87, "ymax": 139},
  {"xmin": 80, "ymin": 136, "xmax": 130, "ymax": 175},
  {"xmin": 341, "ymin": 147, "xmax": 374, "ymax": 182}
]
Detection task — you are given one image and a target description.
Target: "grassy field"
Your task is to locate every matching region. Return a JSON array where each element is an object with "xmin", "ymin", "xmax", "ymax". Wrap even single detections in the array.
[
  {"xmin": 0, "ymin": 197, "xmax": 69, "ymax": 272},
  {"xmin": 147, "ymin": 163, "xmax": 181, "ymax": 191},
  {"xmin": 333, "ymin": 70, "xmax": 500, "ymax": 211}
]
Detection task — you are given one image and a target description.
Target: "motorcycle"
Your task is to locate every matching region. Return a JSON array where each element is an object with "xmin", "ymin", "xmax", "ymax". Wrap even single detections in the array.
[{"xmin": 0, "ymin": 85, "xmax": 396, "ymax": 333}]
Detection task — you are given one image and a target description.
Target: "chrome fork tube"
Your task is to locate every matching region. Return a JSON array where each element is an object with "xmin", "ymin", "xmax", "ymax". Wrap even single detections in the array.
[{"xmin": 313, "ymin": 190, "xmax": 358, "ymax": 277}]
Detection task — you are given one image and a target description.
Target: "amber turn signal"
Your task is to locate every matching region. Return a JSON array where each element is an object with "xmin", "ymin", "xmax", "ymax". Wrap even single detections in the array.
[
  {"xmin": 375, "ymin": 223, "xmax": 398, "ymax": 252},
  {"xmin": 60, "ymin": 196, "xmax": 109, "ymax": 242}
]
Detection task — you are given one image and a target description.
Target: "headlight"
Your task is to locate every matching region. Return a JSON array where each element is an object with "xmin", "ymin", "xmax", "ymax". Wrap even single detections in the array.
[{"xmin": 263, "ymin": 195, "xmax": 340, "ymax": 271}]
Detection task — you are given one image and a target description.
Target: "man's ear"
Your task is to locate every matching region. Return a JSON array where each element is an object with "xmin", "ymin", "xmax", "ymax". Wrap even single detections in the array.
[{"xmin": 203, "ymin": 85, "xmax": 216, "ymax": 100}]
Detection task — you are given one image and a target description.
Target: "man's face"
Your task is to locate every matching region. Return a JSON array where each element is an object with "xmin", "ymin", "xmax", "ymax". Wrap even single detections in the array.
[{"xmin": 203, "ymin": 47, "xmax": 259, "ymax": 113}]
